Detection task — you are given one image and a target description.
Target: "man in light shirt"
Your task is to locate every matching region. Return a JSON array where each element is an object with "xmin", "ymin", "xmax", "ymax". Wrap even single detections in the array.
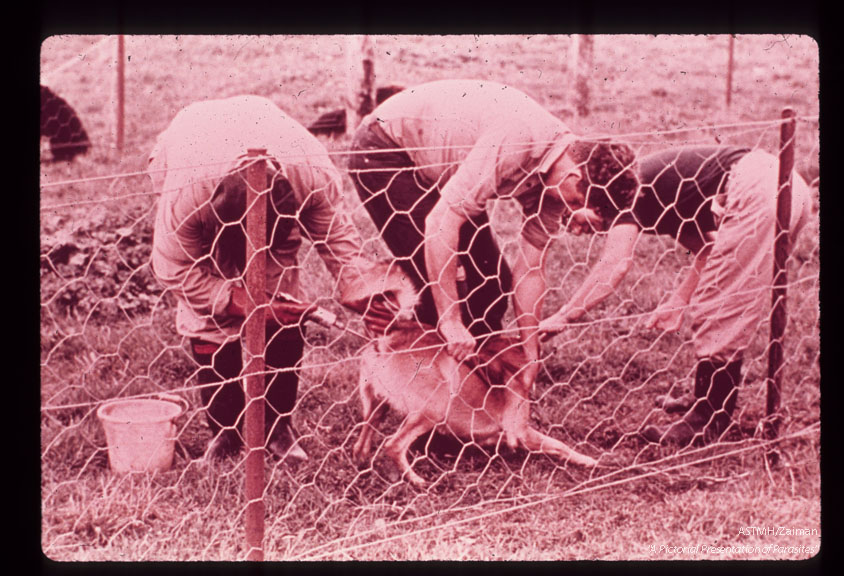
[
  {"xmin": 150, "ymin": 95, "xmax": 387, "ymax": 461},
  {"xmin": 349, "ymin": 80, "xmax": 639, "ymax": 446}
]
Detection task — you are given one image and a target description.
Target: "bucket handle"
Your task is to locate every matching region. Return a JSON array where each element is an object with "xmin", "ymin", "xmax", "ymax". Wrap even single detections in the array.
[{"xmin": 155, "ymin": 393, "xmax": 190, "ymax": 418}]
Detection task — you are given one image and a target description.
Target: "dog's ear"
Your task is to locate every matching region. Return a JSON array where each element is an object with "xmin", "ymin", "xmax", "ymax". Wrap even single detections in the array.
[
  {"xmin": 479, "ymin": 339, "xmax": 530, "ymax": 386},
  {"xmin": 340, "ymin": 261, "xmax": 418, "ymax": 317}
]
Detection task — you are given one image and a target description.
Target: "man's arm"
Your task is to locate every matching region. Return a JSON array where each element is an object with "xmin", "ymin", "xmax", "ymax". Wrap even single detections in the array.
[
  {"xmin": 150, "ymin": 185, "xmax": 234, "ymax": 321},
  {"xmin": 539, "ymin": 223, "xmax": 639, "ymax": 333},
  {"xmin": 645, "ymin": 237, "xmax": 713, "ymax": 332},
  {"xmin": 295, "ymin": 168, "xmax": 399, "ymax": 334},
  {"xmin": 424, "ymin": 200, "xmax": 475, "ymax": 361},
  {"xmin": 510, "ymin": 238, "xmax": 547, "ymax": 383}
]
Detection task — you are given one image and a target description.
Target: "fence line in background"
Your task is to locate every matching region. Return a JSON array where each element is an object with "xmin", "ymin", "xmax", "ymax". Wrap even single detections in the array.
[
  {"xmin": 39, "ymin": 114, "xmax": 818, "ymax": 199},
  {"xmin": 40, "ymin": 36, "xmax": 114, "ymax": 84}
]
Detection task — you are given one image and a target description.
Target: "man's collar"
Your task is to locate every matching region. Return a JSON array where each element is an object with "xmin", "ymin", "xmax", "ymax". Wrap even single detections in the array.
[{"xmin": 538, "ymin": 133, "xmax": 576, "ymax": 174}]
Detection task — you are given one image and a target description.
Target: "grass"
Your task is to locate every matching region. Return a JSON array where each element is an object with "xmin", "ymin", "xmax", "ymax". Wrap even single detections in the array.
[{"xmin": 40, "ymin": 34, "xmax": 820, "ymax": 561}]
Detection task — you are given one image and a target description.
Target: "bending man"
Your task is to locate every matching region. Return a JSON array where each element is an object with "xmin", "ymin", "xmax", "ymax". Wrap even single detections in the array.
[
  {"xmin": 540, "ymin": 146, "xmax": 812, "ymax": 446},
  {"xmin": 150, "ymin": 95, "xmax": 383, "ymax": 461},
  {"xmin": 349, "ymin": 79, "xmax": 639, "ymax": 443}
]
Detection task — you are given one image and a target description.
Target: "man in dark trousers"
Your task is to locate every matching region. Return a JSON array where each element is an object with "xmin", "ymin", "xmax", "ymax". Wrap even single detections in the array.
[
  {"xmin": 348, "ymin": 79, "xmax": 639, "ymax": 447},
  {"xmin": 150, "ymin": 95, "xmax": 387, "ymax": 461}
]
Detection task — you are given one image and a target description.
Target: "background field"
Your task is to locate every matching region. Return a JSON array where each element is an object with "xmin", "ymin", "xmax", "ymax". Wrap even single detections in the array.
[{"xmin": 39, "ymin": 34, "xmax": 820, "ymax": 561}]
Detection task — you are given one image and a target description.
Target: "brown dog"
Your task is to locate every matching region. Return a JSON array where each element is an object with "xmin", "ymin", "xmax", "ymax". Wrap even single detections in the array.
[{"xmin": 344, "ymin": 265, "xmax": 598, "ymax": 487}]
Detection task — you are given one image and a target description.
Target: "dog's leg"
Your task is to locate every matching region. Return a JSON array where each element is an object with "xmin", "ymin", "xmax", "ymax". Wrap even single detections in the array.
[
  {"xmin": 521, "ymin": 427, "xmax": 599, "ymax": 468},
  {"xmin": 384, "ymin": 412, "xmax": 434, "ymax": 487},
  {"xmin": 497, "ymin": 366, "xmax": 532, "ymax": 451},
  {"xmin": 353, "ymin": 377, "xmax": 380, "ymax": 464},
  {"xmin": 500, "ymin": 388, "xmax": 531, "ymax": 451}
]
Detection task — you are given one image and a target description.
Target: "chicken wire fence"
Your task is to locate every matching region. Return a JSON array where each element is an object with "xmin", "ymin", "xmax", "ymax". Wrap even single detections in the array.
[{"xmin": 40, "ymin": 108, "xmax": 820, "ymax": 560}]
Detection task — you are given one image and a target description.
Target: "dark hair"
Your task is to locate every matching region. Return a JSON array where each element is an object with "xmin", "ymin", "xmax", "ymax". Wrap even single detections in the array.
[{"xmin": 568, "ymin": 140, "xmax": 639, "ymax": 222}]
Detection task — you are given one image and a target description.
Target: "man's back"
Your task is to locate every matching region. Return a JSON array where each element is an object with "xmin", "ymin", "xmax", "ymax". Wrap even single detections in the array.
[{"xmin": 361, "ymin": 80, "xmax": 572, "ymax": 204}]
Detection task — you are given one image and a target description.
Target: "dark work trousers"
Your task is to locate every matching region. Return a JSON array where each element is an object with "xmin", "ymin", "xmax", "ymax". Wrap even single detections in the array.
[
  {"xmin": 349, "ymin": 123, "xmax": 513, "ymax": 338},
  {"xmin": 190, "ymin": 326, "xmax": 305, "ymax": 445}
]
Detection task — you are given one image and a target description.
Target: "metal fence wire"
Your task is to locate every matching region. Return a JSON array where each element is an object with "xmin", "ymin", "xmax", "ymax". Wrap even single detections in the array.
[{"xmin": 39, "ymin": 35, "xmax": 820, "ymax": 562}]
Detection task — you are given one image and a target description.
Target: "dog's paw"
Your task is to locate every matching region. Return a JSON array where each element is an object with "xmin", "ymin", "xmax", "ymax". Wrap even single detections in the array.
[
  {"xmin": 569, "ymin": 451, "xmax": 599, "ymax": 468},
  {"xmin": 404, "ymin": 469, "xmax": 427, "ymax": 488}
]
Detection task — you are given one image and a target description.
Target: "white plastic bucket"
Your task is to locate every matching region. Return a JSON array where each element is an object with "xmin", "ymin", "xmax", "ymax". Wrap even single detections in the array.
[{"xmin": 97, "ymin": 395, "xmax": 187, "ymax": 474}]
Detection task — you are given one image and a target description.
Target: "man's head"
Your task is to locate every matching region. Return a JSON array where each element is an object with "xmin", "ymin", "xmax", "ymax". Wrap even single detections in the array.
[
  {"xmin": 569, "ymin": 140, "xmax": 639, "ymax": 232},
  {"xmin": 543, "ymin": 140, "xmax": 639, "ymax": 235}
]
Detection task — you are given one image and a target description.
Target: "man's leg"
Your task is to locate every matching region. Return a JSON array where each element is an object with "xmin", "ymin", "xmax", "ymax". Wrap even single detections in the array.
[
  {"xmin": 458, "ymin": 215, "xmax": 513, "ymax": 338},
  {"xmin": 646, "ymin": 151, "xmax": 809, "ymax": 446},
  {"xmin": 641, "ymin": 357, "xmax": 742, "ymax": 446},
  {"xmin": 351, "ymin": 135, "xmax": 440, "ymax": 328},
  {"xmin": 191, "ymin": 339, "xmax": 245, "ymax": 459},
  {"xmin": 264, "ymin": 327, "xmax": 307, "ymax": 460}
]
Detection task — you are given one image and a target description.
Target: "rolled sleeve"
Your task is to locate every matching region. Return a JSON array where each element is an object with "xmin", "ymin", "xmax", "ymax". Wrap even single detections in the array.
[{"xmin": 439, "ymin": 127, "xmax": 530, "ymax": 219}]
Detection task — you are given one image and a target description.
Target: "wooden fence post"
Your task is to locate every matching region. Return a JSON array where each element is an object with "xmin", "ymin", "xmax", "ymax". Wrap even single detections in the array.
[
  {"xmin": 345, "ymin": 35, "xmax": 376, "ymax": 133},
  {"xmin": 764, "ymin": 108, "xmax": 796, "ymax": 464},
  {"xmin": 726, "ymin": 35, "xmax": 735, "ymax": 110},
  {"xmin": 243, "ymin": 148, "xmax": 268, "ymax": 560},
  {"xmin": 116, "ymin": 35, "xmax": 125, "ymax": 154},
  {"xmin": 570, "ymin": 35, "xmax": 594, "ymax": 118}
]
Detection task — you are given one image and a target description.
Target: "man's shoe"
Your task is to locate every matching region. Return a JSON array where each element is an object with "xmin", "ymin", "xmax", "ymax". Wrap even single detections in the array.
[
  {"xmin": 267, "ymin": 426, "xmax": 309, "ymax": 462},
  {"xmin": 640, "ymin": 407, "xmax": 710, "ymax": 446},
  {"xmin": 656, "ymin": 392, "xmax": 694, "ymax": 414},
  {"xmin": 204, "ymin": 430, "xmax": 243, "ymax": 461}
]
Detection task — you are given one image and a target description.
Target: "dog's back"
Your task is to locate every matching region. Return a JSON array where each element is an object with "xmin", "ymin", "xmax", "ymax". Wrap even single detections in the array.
[
  {"xmin": 349, "ymin": 262, "xmax": 598, "ymax": 485},
  {"xmin": 361, "ymin": 326, "xmax": 518, "ymax": 441}
]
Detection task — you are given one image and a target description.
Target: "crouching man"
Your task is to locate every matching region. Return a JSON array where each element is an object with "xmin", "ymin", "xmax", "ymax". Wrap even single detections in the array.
[{"xmin": 149, "ymin": 95, "xmax": 389, "ymax": 461}]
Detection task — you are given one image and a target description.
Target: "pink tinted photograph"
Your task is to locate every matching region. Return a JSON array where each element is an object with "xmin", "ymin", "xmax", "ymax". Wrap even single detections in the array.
[{"xmin": 40, "ymin": 34, "xmax": 820, "ymax": 561}]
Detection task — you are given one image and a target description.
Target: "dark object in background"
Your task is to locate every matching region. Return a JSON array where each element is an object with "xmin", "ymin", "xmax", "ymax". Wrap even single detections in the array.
[
  {"xmin": 307, "ymin": 84, "xmax": 406, "ymax": 138},
  {"xmin": 307, "ymin": 108, "xmax": 347, "ymax": 138},
  {"xmin": 40, "ymin": 85, "xmax": 91, "ymax": 162}
]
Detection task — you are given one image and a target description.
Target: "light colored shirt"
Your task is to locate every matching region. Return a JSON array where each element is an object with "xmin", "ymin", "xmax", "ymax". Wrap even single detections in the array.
[
  {"xmin": 365, "ymin": 79, "xmax": 575, "ymax": 248},
  {"xmin": 149, "ymin": 95, "xmax": 364, "ymax": 343}
]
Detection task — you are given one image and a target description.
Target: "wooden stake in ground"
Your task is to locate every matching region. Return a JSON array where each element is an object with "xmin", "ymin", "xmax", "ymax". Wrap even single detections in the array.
[
  {"xmin": 115, "ymin": 35, "xmax": 125, "ymax": 154},
  {"xmin": 570, "ymin": 35, "xmax": 594, "ymax": 118},
  {"xmin": 764, "ymin": 107, "xmax": 796, "ymax": 465},
  {"xmin": 345, "ymin": 35, "xmax": 376, "ymax": 133},
  {"xmin": 726, "ymin": 35, "xmax": 735, "ymax": 110},
  {"xmin": 243, "ymin": 148, "xmax": 268, "ymax": 561}
]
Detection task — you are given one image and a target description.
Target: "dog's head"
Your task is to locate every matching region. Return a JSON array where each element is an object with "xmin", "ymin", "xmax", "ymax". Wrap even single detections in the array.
[
  {"xmin": 341, "ymin": 261, "xmax": 417, "ymax": 322},
  {"xmin": 475, "ymin": 337, "xmax": 531, "ymax": 390}
]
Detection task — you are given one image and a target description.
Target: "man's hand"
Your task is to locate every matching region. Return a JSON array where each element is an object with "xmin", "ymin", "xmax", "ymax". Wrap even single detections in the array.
[
  {"xmin": 538, "ymin": 306, "xmax": 586, "ymax": 340},
  {"xmin": 226, "ymin": 286, "xmax": 313, "ymax": 327},
  {"xmin": 538, "ymin": 311, "xmax": 568, "ymax": 335},
  {"xmin": 644, "ymin": 299, "xmax": 686, "ymax": 332},
  {"xmin": 439, "ymin": 318, "xmax": 475, "ymax": 362},
  {"xmin": 268, "ymin": 298, "xmax": 314, "ymax": 327}
]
